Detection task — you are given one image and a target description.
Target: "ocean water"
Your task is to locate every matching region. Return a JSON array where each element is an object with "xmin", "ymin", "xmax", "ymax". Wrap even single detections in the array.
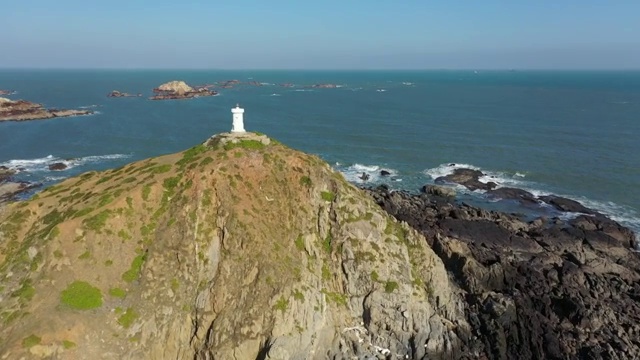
[{"xmin": 1, "ymin": 69, "xmax": 639, "ymax": 236}]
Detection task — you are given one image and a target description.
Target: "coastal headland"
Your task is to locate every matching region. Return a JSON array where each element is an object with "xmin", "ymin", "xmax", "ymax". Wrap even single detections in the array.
[
  {"xmin": 0, "ymin": 131, "xmax": 637, "ymax": 359},
  {"xmin": 0, "ymin": 97, "xmax": 93, "ymax": 122}
]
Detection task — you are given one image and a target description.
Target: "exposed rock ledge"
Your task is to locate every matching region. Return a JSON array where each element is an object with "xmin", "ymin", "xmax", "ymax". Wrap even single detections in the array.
[
  {"xmin": 150, "ymin": 80, "xmax": 218, "ymax": 100},
  {"xmin": 0, "ymin": 97, "xmax": 93, "ymax": 122},
  {"xmin": 366, "ymin": 184, "xmax": 640, "ymax": 359}
]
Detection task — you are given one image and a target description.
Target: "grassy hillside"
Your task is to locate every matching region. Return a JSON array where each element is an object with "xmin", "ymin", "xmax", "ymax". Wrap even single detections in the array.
[{"xmin": 0, "ymin": 132, "xmax": 461, "ymax": 359}]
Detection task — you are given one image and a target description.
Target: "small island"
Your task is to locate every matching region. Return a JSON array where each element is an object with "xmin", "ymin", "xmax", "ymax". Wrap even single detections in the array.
[
  {"xmin": 150, "ymin": 80, "xmax": 217, "ymax": 100},
  {"xmin": 0, "ymin": 89, "xmax": 16, "ymax": 96},
  {"xmin": 107, "ymin": 90, "xmax": 142, "ymax": 98},
  {"xmin": 0, "ymin": 97, "xmax": 93, "ymax": 122}
]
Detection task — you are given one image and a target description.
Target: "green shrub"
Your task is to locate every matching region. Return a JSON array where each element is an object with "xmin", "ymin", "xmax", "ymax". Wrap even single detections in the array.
[
  {"xmin": 117, "ymin": 307, "xmax": 139, "ymax": 328},
  {"xmin": 320, "ymin": 191, "xmax": 335, "ymax": 202},
  {"xmin": 22, "ymin": 334, "xmax": 41, "ymax": 348},
  {"xmin": 60, "ymin": 281, "xmax": 103, "ymax": 310},
  {"xmin": 384, "ymin": 281, "xmax": 399, "ymax": 293},
  {"xmin": 109, "ymin": 287, "xmax": 126, "ymax": 298},
  {"xmin": 122, "ymin": 253, "xmax": 147, "ymax": 283},
  {"xmin": 299, "ymin": 176, "xmax": 312, "ymax": 187}
]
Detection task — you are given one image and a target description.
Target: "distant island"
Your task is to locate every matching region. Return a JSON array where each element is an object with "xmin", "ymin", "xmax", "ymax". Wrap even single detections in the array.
[
  {"xmin": 150, "ymin": 80, "xmax": 217, "ymax": 100},
  {"xmin": 0, "ymin": 97, "xmax": 93, "ymax": 122},
  {"xmin": 107, "ymin": 90, "xmax": 142, "ymax": 98}
]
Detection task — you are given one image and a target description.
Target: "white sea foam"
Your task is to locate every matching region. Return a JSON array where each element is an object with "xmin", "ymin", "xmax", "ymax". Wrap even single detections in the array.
[
  {"xmin": 270, "ymin": 93, "xmax": 281, "ymax": 97},
  {"xmin": 424, "ymin": 163, "xmax": 480, "ymax": 180},
  {"xmin": 424, "ymin": 162, "xmax": 640, "ymax": 243},
  {"xmin": 0, "ymin": 153, "xmax": 131, "ymax": 173},
  {"xmin": 335, "ymin": 163, "xmax": 399, "ymax": 184}
]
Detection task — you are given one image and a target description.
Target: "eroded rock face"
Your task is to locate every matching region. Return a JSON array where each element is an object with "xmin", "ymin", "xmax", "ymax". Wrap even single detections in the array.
[{"xmin": 366, "ymin": 186, "xmax": 640, "ymax": 360}]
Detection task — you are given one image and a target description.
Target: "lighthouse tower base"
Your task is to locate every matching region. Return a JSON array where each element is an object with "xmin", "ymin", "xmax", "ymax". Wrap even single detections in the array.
[{"xmin": 203, "ymin": 132, "xmax": 271, "ymax": 149}]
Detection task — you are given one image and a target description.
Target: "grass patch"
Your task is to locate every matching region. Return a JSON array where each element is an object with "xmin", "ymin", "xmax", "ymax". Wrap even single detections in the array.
[
  {"xmin": 177, "ymin": 144, "xmax": 207, "ymax": 166},
  {"xmin": 294, "ymin": 235, "xmax": 305, "ymax": 251},
  {"xmin": 163, "ymin": 177, "xmax": 180, "ymax": 192},
  {"xmin": 83, "ymin": 210, "xmax": 112, "ymax": 232},
  {"xmin": 150, "ymin": 164, "xmax": 172, "ymax": 174},
  {"xmin": 299, "ymin": 176, "xmax": 312, "ymax": 187},
  {"xmin": 199, "ymin": 156, "xmax": 214, "ymax": 167},
  {"xmin": 142, "ymin": 185, "xmax": 151, "ymax": 201},
  {"xmin": 63, "ymin": 340, "xmax": 76, "ymax": 349},
  {"xmin": 384, "ymin": 281, "xmax": 399, "ymax": 293},
  {"xmin": 73, "ymin": 207, "xmax": 95, "ymax": 219},
  {"xmin": 109, "ymin": 287, "xmax": 126, "ymax": 299},
  {"xmin": 273, "ymin": 297, "xmax": 289, "ymax": 313},
  {"xmin": 78, "ymin": 251, "xmax": 91, "ymax": 260},
  {"xmin": 321, "ymin": 263, "xmax": 331, "ymax": 280},
  {"xmin": 60, "ymin": 281, "xmax": 103, "ymax": 310},
  {"xmin": 122, "ymin": 253, "xmax": 147, "ymax": 283},
  {"xmin": 223, "ymin": 140, "xmax": 265, "ymax": 151},
  {"xmin": 320, "ymin": 191, "xmax": 335, "ymax": 202},
  {"xmin": 12, "ymin": 279, "xmax": 35, "ymax": 302},
  {"xmin": 117, "ymin": 307, "xmax": 139, "ymax": 328},
  {"xmin": 322, "ymin": 290, "xmax": 348, "ymax": 306},
  {"xmin": 293, "ymin": 289, "xmax": 305, "ymax": 302},
  {"xmin": 322, "ymin": 233, "xmax": 332, "ymax": 253},
  {"xmin": 22, "ymin": 334, "xmax": 41, "ymax": 348}
]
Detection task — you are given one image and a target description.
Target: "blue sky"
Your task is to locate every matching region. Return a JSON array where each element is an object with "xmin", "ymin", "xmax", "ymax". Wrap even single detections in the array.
[{"xmin": 2, "ymin": 1, "xmax": 639, "ymax": 69}]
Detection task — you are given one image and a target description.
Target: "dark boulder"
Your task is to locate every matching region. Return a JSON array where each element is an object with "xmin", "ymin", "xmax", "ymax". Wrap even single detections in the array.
[
  {"xmin": 380, "ymin": 170, "xmax": 391, "ymax": 176},
  {"xmin": 488, "ymin": 187, "xmax": 539, "ymax": 205},
  {"xmin": 421, "ymin": 184, "xmax": 456, "ymax": 198},
  {"xmin": 48, "ymin": 162, "xmax": 67, "ymax": 171},
  {"xmin": 436, "ymin": 168, "xmax": 497, "ymax": 191},
  {"xmin": 539, "ymin": 195, "xmax": 598, "ymax": 215}
]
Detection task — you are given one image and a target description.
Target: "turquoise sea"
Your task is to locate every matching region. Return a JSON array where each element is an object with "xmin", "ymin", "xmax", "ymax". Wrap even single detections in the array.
[{"xmin": 1, "ymin": 70, "xmax": 639, "ymax": 236}]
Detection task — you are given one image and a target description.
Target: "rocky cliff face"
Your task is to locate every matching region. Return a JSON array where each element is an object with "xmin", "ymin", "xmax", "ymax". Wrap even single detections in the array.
[
  {"xmin": 0, "ymin": 133, "xmax": 468, "ymax": 359},
  {"xmin": 367, "ymin": 186, "xmax": 640, "ymax": 360}
]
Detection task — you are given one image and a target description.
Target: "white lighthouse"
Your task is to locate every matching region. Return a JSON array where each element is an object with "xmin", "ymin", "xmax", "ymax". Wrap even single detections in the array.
[{"xmin": 231, "ymin": 104, "xmax": 245, "ymax": 133}]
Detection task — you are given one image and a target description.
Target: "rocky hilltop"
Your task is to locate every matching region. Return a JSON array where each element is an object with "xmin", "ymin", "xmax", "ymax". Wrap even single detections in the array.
[
  {"xmin": 0, "ymin": 132, "xmax": 466, "ymax": 359},
  {"xmin": 0, "ymin": 97, "xmax": 93, "ymax": 122}
]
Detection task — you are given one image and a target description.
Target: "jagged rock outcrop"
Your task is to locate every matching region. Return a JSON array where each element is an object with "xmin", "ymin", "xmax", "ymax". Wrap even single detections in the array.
[
  {"xmin": 366, "ymin": 186, "xmax": 640, "ymax": 360},
  {"xmin": 0, "ymin": 97, "xmax": 93, "ymax": 122},
  {"xmin": 0, "ymin": 133, "xmax": 468, "ymax": 359}
]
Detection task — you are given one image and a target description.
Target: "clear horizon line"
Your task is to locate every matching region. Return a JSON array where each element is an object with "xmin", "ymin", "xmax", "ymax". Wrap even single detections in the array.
[{"xmin": 1, "ymin": 67, "xmax": 640, "ymax": 72}]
